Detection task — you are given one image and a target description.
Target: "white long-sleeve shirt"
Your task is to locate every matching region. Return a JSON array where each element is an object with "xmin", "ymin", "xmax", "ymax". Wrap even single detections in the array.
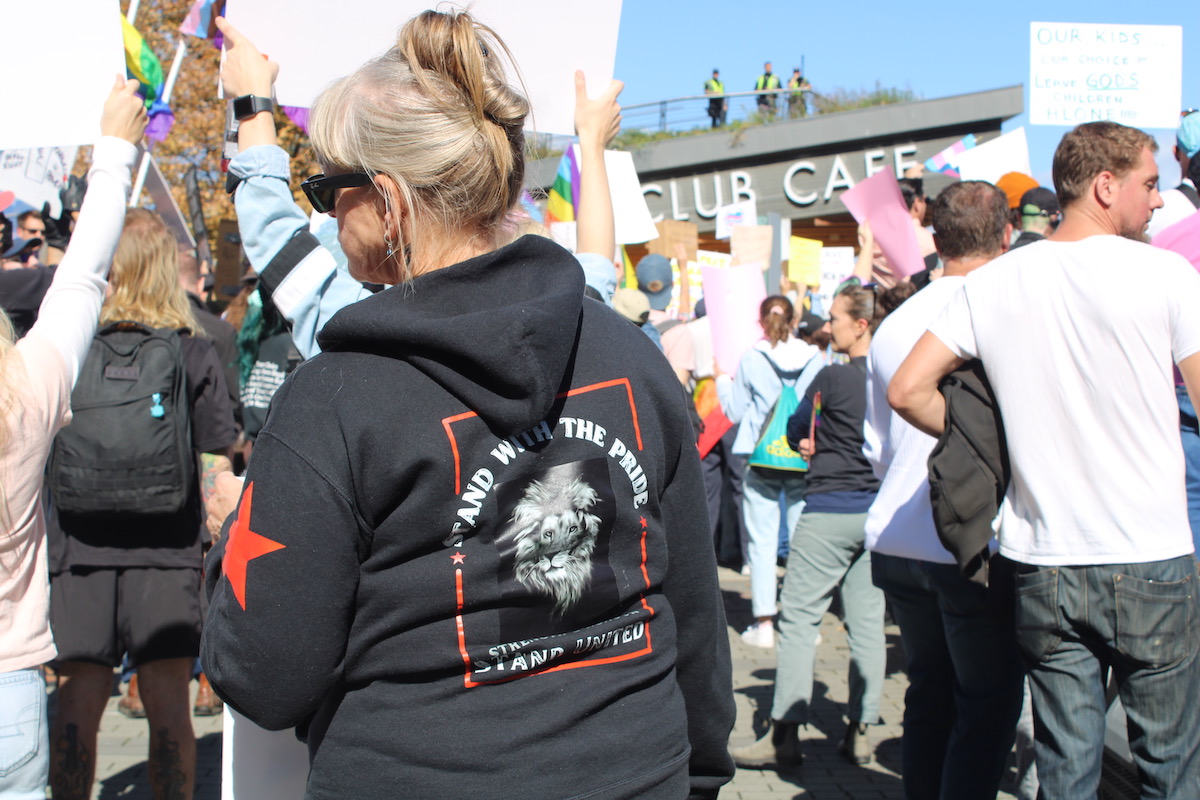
[{"xmin": 0, "ymin": 136, "xmax": 137, "ymax": 673}]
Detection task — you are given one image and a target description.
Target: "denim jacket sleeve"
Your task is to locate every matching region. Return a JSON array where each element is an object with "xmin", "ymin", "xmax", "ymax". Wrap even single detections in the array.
[{"xmin": 229, "ymin": 145, "xmax": 371, "ymax": 359}]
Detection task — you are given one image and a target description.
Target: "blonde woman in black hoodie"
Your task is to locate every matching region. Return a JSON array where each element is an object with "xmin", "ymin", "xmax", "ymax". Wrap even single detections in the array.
[{"xmin": 202, "ymin": 12, "xmax": 734, "ymax": 800}]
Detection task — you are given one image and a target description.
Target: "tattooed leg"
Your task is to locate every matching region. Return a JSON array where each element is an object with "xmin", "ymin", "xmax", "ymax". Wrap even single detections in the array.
[
  {"xmin": 50, "ymin": 724, "xmax": 94, "ymax": 800},
  {"xmin": 150, "ymin": 728, "xmax": 191, "ymax": 800},
  {"xmin": 49, "ymin": 662, "xmax": 110, "ymax": 800},
  {"xmin": 139, "ymin": 658, "xmax": 196, "ymax": 800}
]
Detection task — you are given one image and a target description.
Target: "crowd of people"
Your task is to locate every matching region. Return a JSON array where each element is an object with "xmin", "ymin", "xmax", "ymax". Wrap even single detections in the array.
[{"xmin": 1, "ymin": 8, "xmax": 1199, "ymax": 800}]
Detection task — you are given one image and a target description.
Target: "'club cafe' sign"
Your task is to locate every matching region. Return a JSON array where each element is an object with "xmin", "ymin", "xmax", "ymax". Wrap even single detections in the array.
[{"xmin": 638, "ymin": 135, "xmax": 969, "ymax": 227}]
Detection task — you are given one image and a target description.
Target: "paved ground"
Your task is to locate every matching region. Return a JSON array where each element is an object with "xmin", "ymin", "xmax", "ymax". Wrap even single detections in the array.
[{"xmin": 72, "ymin": 565, "xmax": 1022, "ymax": 799}]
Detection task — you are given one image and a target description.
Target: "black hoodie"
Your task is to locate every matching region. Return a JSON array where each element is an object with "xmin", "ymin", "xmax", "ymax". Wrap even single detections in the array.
[{"xmin": 202, "ymin": 236, "xmax": 735, "ymax": 800}]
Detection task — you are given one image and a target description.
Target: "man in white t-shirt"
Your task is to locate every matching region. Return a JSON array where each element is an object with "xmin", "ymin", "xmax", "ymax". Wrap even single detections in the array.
[
  {"xmin": 889, "ymin": 121, "xmax": 1200, "ymax": 798},
  {"xmin": 864, "ymin": 181, "xmax": 1026, "ymax": 800}
]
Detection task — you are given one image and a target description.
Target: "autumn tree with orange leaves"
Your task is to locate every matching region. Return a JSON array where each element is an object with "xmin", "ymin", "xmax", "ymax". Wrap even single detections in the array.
[{"xmin": 97, "ymin": 0, "xmax": 317, "ymax": 260}]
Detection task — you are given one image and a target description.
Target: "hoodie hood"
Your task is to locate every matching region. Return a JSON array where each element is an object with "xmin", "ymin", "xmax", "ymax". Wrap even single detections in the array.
[
  {"xmin": 754, "ymin": 335, "xmax": 819, "ymax": 374},
  {"xmin": 317, "ymin": 235, "xmax": 584, "ymax": 433}
]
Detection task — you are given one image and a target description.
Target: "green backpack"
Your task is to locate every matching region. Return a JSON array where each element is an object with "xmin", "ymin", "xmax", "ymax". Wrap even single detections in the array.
[{"xmin": 747, "ymin": 351, "xmax": 822, "ymax": 472}]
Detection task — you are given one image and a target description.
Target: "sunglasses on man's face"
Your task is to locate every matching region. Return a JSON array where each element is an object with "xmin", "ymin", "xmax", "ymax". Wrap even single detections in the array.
[{"xmin": 301, "ymin": 172, "xmax": 374, "ymax": 215}]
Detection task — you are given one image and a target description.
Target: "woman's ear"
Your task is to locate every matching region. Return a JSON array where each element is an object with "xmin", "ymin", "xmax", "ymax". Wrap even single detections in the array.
[{"xmin": 373, "ymin": 173, "xmax": 407, "ymax": 243}]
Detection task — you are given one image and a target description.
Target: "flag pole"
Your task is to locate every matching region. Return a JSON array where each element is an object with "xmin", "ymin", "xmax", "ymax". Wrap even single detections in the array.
[{"xmin": 130, "ymin": 35, "xmax": 187, "ymax": 207}]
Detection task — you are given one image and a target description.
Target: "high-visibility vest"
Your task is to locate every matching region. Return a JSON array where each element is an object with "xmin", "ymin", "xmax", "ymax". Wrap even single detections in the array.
[
  {"xmin": 755, "ymin": 73, "xmax": 780, "ymax": 91},
  {"xmin": 705, "ymin": 78, "xmax": 724, "ymax": 94}
]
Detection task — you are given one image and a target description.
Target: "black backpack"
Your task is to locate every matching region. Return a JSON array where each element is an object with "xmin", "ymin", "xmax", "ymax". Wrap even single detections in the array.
[{"xmin": 49, "ymin": 322, "xmax": 193, "ymax": 516}]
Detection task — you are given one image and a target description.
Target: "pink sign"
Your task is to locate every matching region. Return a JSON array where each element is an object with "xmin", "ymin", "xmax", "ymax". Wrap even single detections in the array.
[
  {"xmin": 1152, "ymin": 212, "xmax": 1200, "ymax": 272},
  {"xmin": 702, "ymin": 264, "xmax": 768, "ymax": 377},
  {"xmin": 840, "ymin": 170, "xmax": 924, "ymax": 279}
]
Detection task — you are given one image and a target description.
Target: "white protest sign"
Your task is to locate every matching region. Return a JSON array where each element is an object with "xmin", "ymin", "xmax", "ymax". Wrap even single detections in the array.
[
  {"xmin": 1, "ymin": 0, "xmax": 124, "ymax": 150},
  {"xmin": 714, "ymin": 199, "xmax": 757, "ymax": 240},
  {"xmin": 143, "ymin": 154, "xmax": 197, "ymax": 250},
  {"xmin": 815, "ymin": 246, "xmax": 855, "ymax": 317},
  {"xmin": 227, "ymin": 0, "xmax": 622, "ymax": 136},
  {"xmin": 955, "ymin": 128, "xmax": 1032, "ymax": 185},
  {"xmin": 0, "ymin": 147, "xmax": 79, "ymax": 218},
  {"xmin": 221, "ymin": 709, "xmax": 308, "ymax": 800},
  {"xmin": 1030, "ymin": 22, "xmax": 1182, "ymax": 129},
  {"xmin": 602, "ymin": 150, "xmax": 658, "ymax": 245}
]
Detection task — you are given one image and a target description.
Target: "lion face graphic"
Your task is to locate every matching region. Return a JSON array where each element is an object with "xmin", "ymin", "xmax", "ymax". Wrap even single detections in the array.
[{"xmin": 509, "ymin": 477, "xmax": 602, "ymax": 615}]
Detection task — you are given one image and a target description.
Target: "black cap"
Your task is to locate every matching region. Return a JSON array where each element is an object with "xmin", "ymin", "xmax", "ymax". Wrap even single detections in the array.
[{"xmin": 1020, "ymin": 187, "xmax": 1060, "ymax": 218}]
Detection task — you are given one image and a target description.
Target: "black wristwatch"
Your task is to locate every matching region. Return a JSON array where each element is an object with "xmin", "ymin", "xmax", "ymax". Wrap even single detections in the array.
[{"xmin": 232, "ymin": 94, "xmax": 273, "ymax": 121}]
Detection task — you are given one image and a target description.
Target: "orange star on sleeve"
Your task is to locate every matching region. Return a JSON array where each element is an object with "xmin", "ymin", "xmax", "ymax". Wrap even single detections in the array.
[
  {"xmin": 223, "ymin": 482, "xmax": 286, "ymax": 611},
  {"xmin": 451, "ymin": 551, "xmax": 466, "ymax": 564}
]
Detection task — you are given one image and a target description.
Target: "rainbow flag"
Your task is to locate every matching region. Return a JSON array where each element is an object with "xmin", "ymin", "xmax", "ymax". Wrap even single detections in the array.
[
  {"xmin": 924, "ymin": 134, "xmax": 976, "ymax": 178},
  {"xmin": 121, "ymin": 15, "xmax": 174, "ymax": 142},
  {"xmin": 544, "ymin": 146, "xmax": 580, "ymax": 226},
  {"xmin": 180, "ymin": 0, "xmax": 220, "ymax": 37}
]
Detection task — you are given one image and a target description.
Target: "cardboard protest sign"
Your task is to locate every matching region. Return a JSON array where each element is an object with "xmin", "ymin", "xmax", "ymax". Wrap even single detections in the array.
[
  {"xmin": 1, "ymin": 0, "xmax": 124, "ymax": 150},
  {"xmin": 228, "ymin": 0, "xmax": 622, "ymax": 136},
  {"xmin": 840, "ymin": 170, "xmax": 923, "ymax": 279},
  {"xmin": 646, "ymin": 220, "xmax": 699, "ymax": 266},
  {"xmin": 715, "ymin": 199, "xmax": 757, "ymax": 240},
  {"xmin": 730, "ymin": 225, "xmax": 773, "ymax": 271},
  {"xmin": 702, "ymin": 264, "xmax": 767, "ymax": 377},
  {"xmin": 0, "ymin": 146, "xmax": 78, "ymax": 218},
  {"xmin": 1030, "ymin": 22, "xmax": 1182, "ymax": 129},
  {"xmin": 787, "ymin": 236, "xmax": 823, "ymax": 285},
  {"xmin": 955, "ymin": 128, "xmax": 1032, "ymax": 185}
]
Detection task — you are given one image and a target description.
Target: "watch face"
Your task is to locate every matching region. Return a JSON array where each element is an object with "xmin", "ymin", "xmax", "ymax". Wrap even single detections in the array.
[{"xmin": 234, "ymin": 95, "xmax": 270, "ymax": 120}]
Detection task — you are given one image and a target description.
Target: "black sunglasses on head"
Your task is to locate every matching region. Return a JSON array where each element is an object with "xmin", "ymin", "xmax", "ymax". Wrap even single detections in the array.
[{"xmin": 301, "ymin": 172, "xmax": 373, "ymax": 214}]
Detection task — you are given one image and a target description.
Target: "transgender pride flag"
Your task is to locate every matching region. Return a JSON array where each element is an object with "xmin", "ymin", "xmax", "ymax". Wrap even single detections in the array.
[
  {"xmin": 180, "ymin": 0, "xmax": 220, "ymax": 38},
  {"xmin": 924, "ymin": 134, "xmax": 977, "ymax": 179}
]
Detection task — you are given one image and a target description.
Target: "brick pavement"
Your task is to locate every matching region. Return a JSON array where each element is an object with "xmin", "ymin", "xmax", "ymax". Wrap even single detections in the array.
[{"xmin": 77, "ymin": 565, "xmax": 1021, "ymax": 799}]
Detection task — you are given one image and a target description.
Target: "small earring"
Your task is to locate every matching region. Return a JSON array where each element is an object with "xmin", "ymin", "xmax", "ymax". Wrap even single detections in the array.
[{"xmin": 384, "ymin": 235, "xmax": 394, "ymax": 257}]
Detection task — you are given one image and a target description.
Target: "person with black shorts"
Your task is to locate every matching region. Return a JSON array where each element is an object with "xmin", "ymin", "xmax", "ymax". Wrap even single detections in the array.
[{"xmin": 47, "ymin": 210, "xmax": 236, "ymax": 800}]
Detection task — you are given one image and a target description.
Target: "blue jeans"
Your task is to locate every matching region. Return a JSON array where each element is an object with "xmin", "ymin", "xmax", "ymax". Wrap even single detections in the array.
[
  {"xmin": 0, "ymin": 668, "xmax": 49, "ymax": 800},
  {"xmin": 872, "ymin": 552, "xmax": 1024, "ymax": 800},
  {"xmin": 1013, "ymin": 555, "xmax": 1200, "ymax": 799},
  {"xmin": 771, "ymin": 511, "xmax": 884, "ymax": 724},
  {"xmin": 742, "ymin": 467, "xmax": 806, "ymax": 618}
]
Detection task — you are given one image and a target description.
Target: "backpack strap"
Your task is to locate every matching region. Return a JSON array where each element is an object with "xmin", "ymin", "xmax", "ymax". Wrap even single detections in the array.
[{"xmin": 259, "ymin": 230, "xmax": 322, "ymax": 301}]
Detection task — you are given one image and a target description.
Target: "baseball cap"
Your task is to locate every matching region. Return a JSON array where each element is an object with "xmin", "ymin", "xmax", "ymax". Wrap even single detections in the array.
[
  {"xmin": 3, "ymin": 236, "xmax": 42, "ymax": 260},
  {"xmin": 1019, "ymin": 187, "xmax": 1061, "ymax": 218},
  {"xmin": 635, "ymin": 254, "xmax": 674, "ymax": 311},
  {"xmin": 612, "ymin": 288, "xmax": 650, "ymax": 325},
  {"xmin": 995, "ymin": 172, "xmax": 1040, "ymax": 210},
  {"xmin": 1178, "ymin": 112, "xmax": 1200, "ymax": 159}
]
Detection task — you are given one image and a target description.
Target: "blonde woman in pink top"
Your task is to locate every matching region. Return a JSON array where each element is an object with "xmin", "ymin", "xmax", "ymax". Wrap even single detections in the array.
[{"xmin": 0, "ymin": 79, "xmax": 146, "ymax": 800}]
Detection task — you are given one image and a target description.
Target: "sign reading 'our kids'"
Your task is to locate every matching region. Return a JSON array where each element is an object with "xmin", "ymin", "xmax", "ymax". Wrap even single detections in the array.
[{"xmin": 1029, "ymin": 22, "xmax": 1182, "ymax": 129}]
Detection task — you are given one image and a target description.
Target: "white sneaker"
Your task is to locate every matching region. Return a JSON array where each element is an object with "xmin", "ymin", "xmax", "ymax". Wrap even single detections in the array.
[{"xmin": 741, "ymin": 621, "xmax": 775, "ymax": 649}]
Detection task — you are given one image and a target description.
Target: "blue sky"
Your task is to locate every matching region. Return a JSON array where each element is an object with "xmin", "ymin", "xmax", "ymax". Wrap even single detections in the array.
[{"xmin": 612, "ymin": 1, "xmax": 1194, "ymax": 187}]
